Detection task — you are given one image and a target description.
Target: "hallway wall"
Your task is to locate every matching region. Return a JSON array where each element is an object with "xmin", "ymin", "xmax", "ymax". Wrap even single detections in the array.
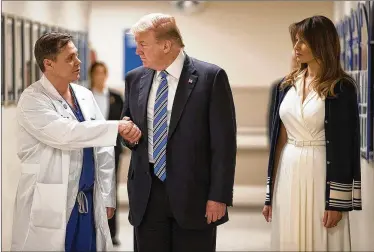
[
  {"xmin": 1, "ymin": 1, "xmax": 373, "ymax": 251},
  {"xmin": 333, "ymin": 1, "xmax": 374, "ymax": 251},
  {"xmin": 89, "ymin": 1, "xmax": 333, "ymax": 89}
]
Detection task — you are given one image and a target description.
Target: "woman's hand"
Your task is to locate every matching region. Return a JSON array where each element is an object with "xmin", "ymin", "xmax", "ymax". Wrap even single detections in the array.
[
  {"xmin": 262, "ymin": 205, "xmax": 272, "ymax": 222},
  {"xmin": 323, "ymin": 210, "xmax": 342, "ymax": 228}
]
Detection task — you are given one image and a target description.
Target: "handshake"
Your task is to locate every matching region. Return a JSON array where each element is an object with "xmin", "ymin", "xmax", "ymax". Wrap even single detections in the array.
[{"xmin": 118, "ymin": 117, "xmax": 142, "ymax": 144}]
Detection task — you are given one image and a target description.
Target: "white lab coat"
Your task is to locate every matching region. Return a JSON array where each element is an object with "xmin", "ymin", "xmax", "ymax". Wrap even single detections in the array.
[{"xmin": 11, "ymin": 75, "xmax": 120, "ymax": 251}]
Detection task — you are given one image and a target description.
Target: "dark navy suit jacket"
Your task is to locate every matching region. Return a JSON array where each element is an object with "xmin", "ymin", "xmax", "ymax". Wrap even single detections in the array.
[{"xmin": 121, "ymin": 54, "xmax": 237, "ymax": 229}]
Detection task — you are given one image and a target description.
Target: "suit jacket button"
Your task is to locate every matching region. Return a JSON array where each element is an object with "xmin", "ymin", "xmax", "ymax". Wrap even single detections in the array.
[{"xmin": 325, "ymin": 120, "xmax": 328, "ymax": 123}]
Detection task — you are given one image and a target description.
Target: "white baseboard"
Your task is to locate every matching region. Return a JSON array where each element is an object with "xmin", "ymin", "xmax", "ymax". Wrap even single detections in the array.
[{"xmin": 118, "ymin": 183, "xmax": 265, "ymax": 207}]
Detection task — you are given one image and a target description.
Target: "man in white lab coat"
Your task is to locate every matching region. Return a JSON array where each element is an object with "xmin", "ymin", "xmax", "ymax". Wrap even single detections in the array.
[{"xmin": 11, "ymin": 32, "xmax": 141, "ymax": 251}]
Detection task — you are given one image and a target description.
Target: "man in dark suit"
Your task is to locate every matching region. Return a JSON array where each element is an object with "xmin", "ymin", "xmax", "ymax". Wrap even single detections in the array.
[
  {"xmin": 90, "ymin": 62, "xmax": 124, "ymax": 246},
  {"xmin": 118, "ymin": 13, "xmax": 237, "ymax": 252}
]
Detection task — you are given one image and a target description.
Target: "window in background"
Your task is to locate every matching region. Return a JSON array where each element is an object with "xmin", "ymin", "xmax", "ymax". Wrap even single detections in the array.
[
  {"xmin": 31, "ymin": 22, "xmax": 40, "ymax": 82},
  {"xmin": 3, "ymin": 16, "xmax": 15, "ymax": 105},
  {"xmin": 1, "ymin": 15, "xmax": 5, "ymax": 103},
  {"xmin": 23, "ymin": 20, "xmax": 32, "ymax": 89},
  {"xmin": 77, "ymin": 32, "xmax": 89, "ymax": 84},
  {"xmin": 14, "ymin": 18, "xmax": 23, "ymax": 101}
]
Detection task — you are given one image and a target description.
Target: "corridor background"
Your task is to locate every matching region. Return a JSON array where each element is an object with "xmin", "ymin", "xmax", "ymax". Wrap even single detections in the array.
[{"xmin": 1, "ymin": 1, "xmax": 373, "ymax": 251}]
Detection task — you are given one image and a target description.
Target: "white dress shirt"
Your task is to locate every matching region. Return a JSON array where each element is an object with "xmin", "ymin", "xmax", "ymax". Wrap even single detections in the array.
[
  {"xmin": 147, "ymin": 50, "xmax": 186, "ymax": 162},
  {"xmin": 92, "ymin": 87, "xmax": 110, "ymax": 120}
]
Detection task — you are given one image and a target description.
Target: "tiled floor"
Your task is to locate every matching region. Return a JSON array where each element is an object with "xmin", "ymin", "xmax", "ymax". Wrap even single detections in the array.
[{"xmin": 113, "ymin": 206, "xmax": 271, "ymax": 252}]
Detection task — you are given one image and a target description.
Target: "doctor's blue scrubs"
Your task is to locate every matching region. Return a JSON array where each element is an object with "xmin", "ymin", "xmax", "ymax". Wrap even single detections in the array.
[{"xmin": 65, "ymin": 86, "xmax": 96, "ymax": 252}]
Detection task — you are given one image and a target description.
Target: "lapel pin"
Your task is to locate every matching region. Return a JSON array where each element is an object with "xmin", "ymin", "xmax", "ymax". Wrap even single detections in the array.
[{"xmin": 188, "ymin": 79, "xmax": 193, "ymax": 84}]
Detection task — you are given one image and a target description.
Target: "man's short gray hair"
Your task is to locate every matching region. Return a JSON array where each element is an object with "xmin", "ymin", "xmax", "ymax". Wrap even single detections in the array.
[{"xmin": 131, "ymin": 13, "xmax": 185, "ymax": 48}]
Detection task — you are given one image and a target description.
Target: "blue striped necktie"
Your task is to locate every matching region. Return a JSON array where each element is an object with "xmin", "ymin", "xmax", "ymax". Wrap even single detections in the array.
[{"xmin": 153, "ymin": 71, "xmax": 168, "ymax": 181}]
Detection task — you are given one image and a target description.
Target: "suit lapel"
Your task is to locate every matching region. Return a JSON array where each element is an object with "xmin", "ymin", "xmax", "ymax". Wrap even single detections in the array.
[
  {"xmin": 168, "ymin": 55, "xmax": 197, "ymax": 140},
  {"xmin": 138, "ymin": 68, "xmax": 155, "ymax": 138},
  {"xmin": 63, "ymin": 101, "xmax": 78, "ymax": 120}
]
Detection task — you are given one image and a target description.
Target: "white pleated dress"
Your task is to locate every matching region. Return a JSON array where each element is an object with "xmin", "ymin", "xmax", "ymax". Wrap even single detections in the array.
[{"xmin": 271, "ymin": 75, "xmax": 351, "ymax": 251}]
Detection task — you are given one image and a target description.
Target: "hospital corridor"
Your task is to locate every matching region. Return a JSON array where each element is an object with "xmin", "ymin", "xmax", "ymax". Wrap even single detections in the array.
[{"xmin": 1, "ymin": 1, "xmax": 374, "ymax": 251}]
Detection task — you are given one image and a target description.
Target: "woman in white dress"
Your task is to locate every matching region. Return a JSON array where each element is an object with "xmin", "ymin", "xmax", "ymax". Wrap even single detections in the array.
[{"xmin": 262, "ymin": 16, "xmax": 362, "ymax": 251}]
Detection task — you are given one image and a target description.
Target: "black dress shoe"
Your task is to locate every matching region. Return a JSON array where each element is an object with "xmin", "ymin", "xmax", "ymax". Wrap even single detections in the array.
[{"xmin": 112, "ymin": 237, "xmax": 121, "ymax": 246}]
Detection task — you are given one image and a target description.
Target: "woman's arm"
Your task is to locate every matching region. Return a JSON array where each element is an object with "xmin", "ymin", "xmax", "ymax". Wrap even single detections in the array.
[{"xmin": 263, "ymin": 121, "xmax": 288, "ymax": 222}]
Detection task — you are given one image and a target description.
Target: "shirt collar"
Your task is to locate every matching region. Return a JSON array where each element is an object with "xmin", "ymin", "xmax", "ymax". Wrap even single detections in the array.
[
  {"xmin": 40, "ymin": 74, "xmax": 67, "ymax": 101},
  {"xmin": 157, "ymin": 49, "xmax": 185, "ymax": 79}
]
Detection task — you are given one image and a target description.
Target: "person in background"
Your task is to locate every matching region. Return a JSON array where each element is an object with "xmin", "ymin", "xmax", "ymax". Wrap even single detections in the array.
[
  {"xmin": 11, "ymin": 32, "xmax": 141, "ymax": 251},
  {"xmin": 262, "ymin": 16, "xmax": 361, "ymax": 251},
  {"xmin": 120, "ymin": 13, "xmax": 237, "ymax": 252},
  {"xmin": 90, "ymin": 61, "xmax": 124, "ymax": 246},
  {"xmin": 267, "ymin": 51, "xmax": 298, "ymax": 142}
]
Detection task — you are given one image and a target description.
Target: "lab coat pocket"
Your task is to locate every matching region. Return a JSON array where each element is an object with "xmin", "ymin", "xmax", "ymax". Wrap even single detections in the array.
[{"xmin": 30, "ymin": 183, "xmax": 68, "ymax": 229}]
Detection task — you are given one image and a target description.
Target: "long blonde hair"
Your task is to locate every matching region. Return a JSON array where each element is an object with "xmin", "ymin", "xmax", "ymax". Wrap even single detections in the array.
[{"xmin": 281, "ymin": 16, "xmax": 355, "ymax": 98}]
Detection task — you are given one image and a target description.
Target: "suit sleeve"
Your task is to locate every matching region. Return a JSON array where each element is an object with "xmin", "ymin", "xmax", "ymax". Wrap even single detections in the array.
[
  {"xmin": 347, "ymin": 83, "xmax": 362, "ymax": 210},
  {"xmin": 120, "ymin": 79, "xmax": 137, "ymax": 150},
  {"xmin": 208, "ymin": 69, "xmax": 237, "ymax": 206}
]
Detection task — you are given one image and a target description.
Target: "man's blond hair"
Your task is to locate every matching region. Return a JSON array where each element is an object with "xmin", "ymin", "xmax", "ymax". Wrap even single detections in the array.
[{"xmin": 131, "ymin": 13, "xmax": 185, "ymax": 48}]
